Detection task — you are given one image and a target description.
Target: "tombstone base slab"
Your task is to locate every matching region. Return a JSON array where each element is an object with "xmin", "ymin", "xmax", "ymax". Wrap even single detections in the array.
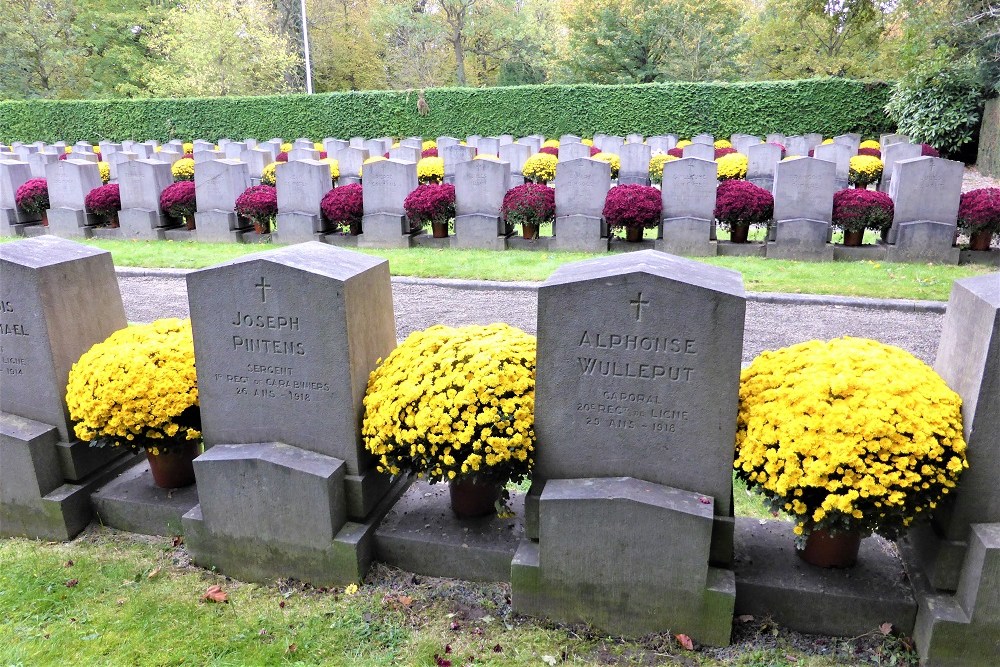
[
  {"xmin": 162, "ymin": 228, "xmax": 195, "ymax": 241},
  {"xmin": 512, "ymin": 477, "xmax": 734, "ymax": 646},
  {"xmin": 658, "ymin": 217, "xmax": 716, "ymax": 256},
  {"xmin": 717, "ymin": 241, "xmax": 766, "ymax": 257},
  {"xmin": 412, "ymin": 234, "xmax": 452, "ymax": 249},
  {"xmin": 888, "ymin": 221, "xmax": 961, "ymax": 264},
  {"xmin": 119, "ymin": 209, "xmax": 172, "ymax": 240},
  {"xmin": 767, "ymin": 219, "xmax": 834, "ymax": 261},
  {"xmin": 900, "ymin": 522, "xmax": 967, "ymax": 592},
  {"xmin": 506, "ymin": 236, "xmax": 553, "ymax": 251},
  {"xmin": 551, "ymin": 215, "xmax": 607, "ymax": 252},
  {"xmin": 194, "ymin": 210, "xmax": 248, "ymax": 243},
  {"xmin": 610, "ymin": 238, "xmax": 655, "ymax": 252},
  {"xmin": 959, "ymin": 248, "xmax": 1000, "ymax": 266},
  {"xmin": 274, "ymin": 212, "xmax": 327, "ymax": 244},
  {"xmin": 358, "ymin": 213, "xmax": 414, "ymax": 248},
  {"xmin": 91, "ymin": 460, "xmax": 199, "ymax": 536},
  {"xmin": 1, "ymin": 206, "xmax": 40, "ymax": 226},
  {"xmin": 453, "ymin": 214, "xmax": 510, "ymax": 250},
  {"xmin": 903, "ymin": 524, "xmax": 1000, "ymax": 666},
  {"xmin": 345, "ymin": 468, "xmax": 395, "ymax": 520},
  {"xmin": 732, "ymin": 518, "xmax": 916, "ymax": 637},
  {"xmin": 56, "ymin": 438, "xmax": 136, "ymax": 482},
  {"xmin": 374, "ymin": 480, "xmax": 524, "ymax": 582},
  {"xmin": 89, "ymin": 228, "xmax": 124, "ymax": 240},
  {"xmin": 46, "ymin": 208, "xmax": 95, "ymax": 238},
  {"xmin": 182, "ymin": 473, "xmax": 411, "ymax": 586},
  {"xmin": 833, "ymin": 244, "xmax": 888, "ymax": 261},
  {"xmin": 319, "ymin": 232, "xmax": 360, "ymax": 247}
]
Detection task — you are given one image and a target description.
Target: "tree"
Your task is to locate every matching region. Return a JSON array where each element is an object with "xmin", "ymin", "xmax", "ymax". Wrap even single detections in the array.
[
  {"xmin": 560, "ymin": 0, "xmax": 746, "ymax": 84},
  {"xmin": 744, "ymin": 0, "xmax": 901, "ymax": 80},
  {"xmin": 370, "ymin": 0, "xmax": 452, "ymax": 89},
  {"xmin": 144, "ymin": 0, "xmax": 301, "ymax": 97},
  {"xmin": 308, "ymin": 0, "xmax": 387, "ymax": 91}
]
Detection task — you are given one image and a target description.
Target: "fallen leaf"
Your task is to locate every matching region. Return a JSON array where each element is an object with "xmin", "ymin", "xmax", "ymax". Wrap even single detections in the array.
[
  {"xmin": 492, "ymin": 643, "xmax": 503, "ymax": 653},
  {"xmin": 172, "ymin": 536, "xmax": 184, "ymax": 547},
  {"xmin": 258, "ymin": 628, "xmax": 268, "ymax": 636},
  {"xmin": 785, "ymin": 654, "xmax": 798, "ymax": 662},
  {"xmin": 63, "ymin": 560, "xmax": 74, "ymax": 568},
  {"xmin": 116, "ymin": 598, "xmax": 126, "ymax": 606},
  {"xmin": 444, "ymin": 644, "xmax": 452, "ymax": 654},
  {"xmin": 279, "ymin": 600, "xmax": 286, "ymax": 609},
  {"xmin": 433, "ymin": 655, "xmax": 451, "ymax": 667},
  {"xmin": 541, "ymin": 655, "xmax": 558, "ymax": 666},
  {"xmin": 737, "ymin": 614, "xmax": 755, "ymax": 623},
  {"xmin": 675, "ymin": 633, "xmax": 694, "ymax": 650},
  {"xmin": 203, "ymin": 585, "xmax": 228, "ymax": 603},
  {"xmin": 286, "ymin": 643, "xmax": 297, "ymax": 654},
  {"xmin": 65, "ymin": 579, "xmax": 79, "ymax": 588},
  {"xmin": 879, "ymin": 622, "xmax": 893, "ymax": 635},
  {"xmin": 147, "ymin": 567, "xmax": 161, "ymax": 579},
  {"xmin": 398, "ymin": 595, "xmax": 413, "ymax": 606},
  {"xmin": 450, "ymin": 621, "xmax": 461, "ymax": 631}
]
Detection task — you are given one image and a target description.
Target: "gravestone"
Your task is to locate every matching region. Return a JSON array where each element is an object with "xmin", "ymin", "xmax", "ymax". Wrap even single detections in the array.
[
  {"xmin": 323, "ymin": 138, "xmax": 348, "ymax": 156},
  {"xmin": 358, "ymin": 159, "xmax": 418, "ymax": 248},
  {"xmin": 454, "ymin": 158, "xmax": 511, "ymax": 250},
  {"xmin": 784, "ymin": 136, "xmax": 809, "ymax": 157},
  {"xmin": 349, "ymin": 137, "xmax": 365, "ymax": 148},
  {"xmin": 626, "ymin": 133, "xmax": 644, "ymax": 144},
  {"xmin": 887, "ymin": 157, "xmax": 964, "ymax": 263},
  {"xmin": 0, "ymin": 160, "xmax": 41, "ymax": 235},
  {"xmin": 881, "ymin": 133, "xmax": 909, "ymax": 147},
  {"xmin": 155, "ymin": 147, "xmax": 183, "ymax": 168},
  {"xmin": 107, "ymin": 151, "xmax": 137, "ymax": 183},
  {"xmin": 512, "ymin": 250, "xmax": 744, "ymax": 645},
  {"xmin": 692, "ymin": 133, "xmax": 714, "ymax": 145},
  {"xmin": 902, "ymin": 273, "xmax": 1000, "ymax": 665},
  {"xmin": 130, "ymin": 144, "xmax": 154, "ymax": 160},
  {"xmin": 559, "ymin": 135, "xmax": 581, "ymax": 145},
  {"xmin": 442, "ymin": 145, "xmax": 476, "ymax": 185},
  {"xmin": 558, "ymin": 142, "xmax": 591, "ymax": 162},
  {"xmin": 499, "ymin": 142, "xmax": 531, "ymax": 188},
  {"xmin": 45, "ymin": 159, "xmax": 102, "ymax": 238},
  {"xmin": 336, "ymin": 147, "xmax": 369, "ymax": 185},
  {"xmin": 765, "ymin": 133, "xmax": 785, "ymax": 145},
  {"xmin": 388, "ymin": 146, "xmax": 420, "ymax": 163},
  {"xmin": 69, "ymin": 151, "xmax": 99, "ymax": 164},
  {"xmin": 243, "ymin": 138, "xmax": 259, "ymax": 149},
  {"xmin": 552, "ymin": 158, "xmax": 611, "ymax": 252},
  {"xmin": 833, "ymin": 134, "xmax": 860, "ymax": 155},
  {"xmin": 648, "ymin": 136, "xmax": 677, "ymax": 153},
  {"xmin": 224, "ymin": 142, "xmax": 248, "ymax": 160},
  {"xmin": 293, "ymin": 138, "xmax": 314, "ymax": 150},
  {"xmin": 599, "ymin": 136, "xmax": 624, "ymax": 155},
  {"xmin": 436, "ymin": 136, "xmax": 460, "ymax": 150},
  {"xmin": 288, "ymin": 147, "xmax": 320, "ymax": 162},
  {"xmin": 194, "ymin": 149, "xmax": 224, "ymax": 164},
  {"xmin": 657, "ymin": 157, "xmax": 717, "ymax": 256},
  {"xmin": 516, "ymin": 137, "xmax": 541, "ymax": 155},
  {"xmin": 768, "ymin": 157, "xmax": 835, "ymax": 261},
  {"xmin": 803, "ymin": 133, "xmax": 824, "ymax": 150},
  {"xmin": 813, "ymin": 142, "xmax": 853, "ymax": 190},
  {"xmin": 879, "ymin": 142, "xmax": 922, "ymax": 193},
  {"xmin": 732, "ymin": 136, "xmax": 761, "ymax": 156},
  {"xmin": 400, "ymin": 137, "xmax": 423, "ymax": 150},
  {"xmin": 499, "ymin": 134, "xmax": 514, "ymax": 146},
  {"xmin": 0, "ymin": 237, "xmax": 133, "ymax": 540},
  {"xmin": 466, "ymin": 135, "xmax": 482, "ymax": 148},
  {"xmin": 117, "ymin": 159, "xmax": 176, "ymax": 239},
  {"xmin": 747, "ymin": 143, "xmax": 782, "ymax": 192},
  {"xmin": 183, "ymin": 243, "xmax": 405, "ymax": 585},
  {"xmin": 477, "ymin": 137, "xmax": 500, "ymax": 156},
  {"xmin": 274, "ymin": 159, "xmax": 332, "ymax": 243},
  {"xmin": 240, "ymin": 148, "xmax": 273, "ymax": 183},
  {"xmin": 619, "ymin": 142, "xmax": 652, "ymax": 186},
  {"xmin": 194, "ymin": 159, "xmax": 252, "ymax": 242},
  {"xmin": 26, "ymin": 152, "xmax": 59, "ymax": 179},
  {"xmin": 683, "ymin": 143, "xmax": 715, "ymax": 161}
]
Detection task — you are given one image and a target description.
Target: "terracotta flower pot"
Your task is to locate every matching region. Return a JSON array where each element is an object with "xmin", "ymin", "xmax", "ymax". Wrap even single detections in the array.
[
  {"xmin": 969, "ymin": 229, "xmax": 994, "ymax": 251},
  {"xmin": 431, "ymin": 221, "xmax": 449, "ymax": 238},
  {"xmin": 798, "ymin": 528, "xmax": 862, "ymax": 568},
  {"xmin": 185, "ymin": 216, "xmax": 196, "ymax": 231},
  {"xmin": 625, "ymin": 226, "xmax": 643, "ymax": 243},
  {"xmin": 107, "ymin": 212, "xmax": 120, "ymax": 229},
  {"xmin": 254, "ymin": 219, "xmax": 270, "ymax": 234},
  {"xmin": 843, "ymin": 230, "xmax": 864, "ymax": 247},
  {"xmin": 145, "ymin": 441, "xmax": 200, "ymax": 489},
  {"xmin": 349, "ymin": 220, "xmax": 363, "ymax": 236},
  {"xmin": 522, "ymin": 222, "xmax": 539, "ymax": 240},
  {"xmin": 40, "ymin": 211, "xmax": 49, "ymax": 227},
  {"xmin": 730, "ymin": 223, "xmax": 750, "ymax": 244},
  {"xmin": 448, "ymin": 478, "xmax": 502, "ymax": 518}
]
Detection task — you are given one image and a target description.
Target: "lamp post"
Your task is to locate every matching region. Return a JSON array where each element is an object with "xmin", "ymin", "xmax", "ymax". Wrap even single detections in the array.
[{"xmin": 300, "ymin": 0, "xmax": 313, "ymax": 94}]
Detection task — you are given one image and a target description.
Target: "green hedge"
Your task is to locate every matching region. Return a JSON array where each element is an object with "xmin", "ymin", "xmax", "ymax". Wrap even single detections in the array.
[{"xmin": 0, "ymin": 79, "xmax": 894, "ymax": 144}]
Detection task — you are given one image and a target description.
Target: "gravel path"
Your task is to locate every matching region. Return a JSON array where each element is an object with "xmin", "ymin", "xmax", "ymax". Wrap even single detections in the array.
[{"xmin": 119, "ymin": 272, "xmax": 945, "ymax": 365}]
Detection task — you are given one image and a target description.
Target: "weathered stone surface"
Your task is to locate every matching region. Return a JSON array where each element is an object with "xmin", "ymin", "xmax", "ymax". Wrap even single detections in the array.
[
  {"xmin": 374, "ymin": 480, "xmax": 524, "ymax": 582},
  {"xmin": 359, "ymin": 159, "xmax": 418, "ymax": 248},
  {"xmin": 552, "ymin": 159, "xmax": 611, "ymax": 252},
  {"xmin": 658, "ymin": 157, "xmax": 717, "ymax": 257},
  {"xmin": 618, "ymin": 142, "xmax": 651, "ymax": 185},
  {"xmin": 534, "ymin": 250, "xmax": 745, "ymax": 516},
  {"xmin": 887, "ymin": 157, "xmax": 964, "ymax": 263},
  {"xmin": 91, "ymin": 459, "xmax": 199, "ymax": 536},
  {"xmin": 187, "ymin": 242, "xmax": 395, "ymax": 476},
  {"xmin": 770, "ymin": 157, "xmax": 835, "ymax": 260},
  {"xmin": 683, "ymin": 143, "xmax": 715, "ymax": 161},
  {"xmin": 453, "ymin": 158, "xmax": 511, "ymax": 250},
  {"xmin": 747, "ymin": 143, "xmax": 782, "ymax": 192},
  {"xmin": 512, "ymin": 477, "xmax": 734, "ymax": 645},
  {"xmin": 274, "ymin": 159, "xmax": 331, "ymax": 243}
]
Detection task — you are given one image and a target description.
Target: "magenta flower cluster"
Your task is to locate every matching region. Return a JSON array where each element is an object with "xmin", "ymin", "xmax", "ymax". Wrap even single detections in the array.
[
  {"xmin": 539, "ymin": 146, "xmax": 559, "ymax": 157},
  {"xmin": 84, "ymin": 183, "xmax": 121, "ymax": 218},
  {"xmin": 422, "ymin": 147, "xmax": 439, "ymax": 158},
  {"xmin": 714, "ymin": 180, "xmax": 773, "ymax": 229},
  {"xmin": 832, "ymin": 188, "xmax": 894, "ymax": 233},
  {"xmin": 234, "ymin": 185, "xmax": 278, "ymax": 224},
  {"xmin": 715, "ymin": 146, "xmax": 737, "ymax": 159},
  {"xmin": 858, "ymin": 147, "xmax": 882, "ymax": 159},
  {"xmin": 403, "ymin": 183, "xmax": 455, "ymax": 229},
  {"xmin": 602, "ymin": 184, "xmax": 662, "ymax": 230},
  {"xmin": 321, "ymin": 183, "xmax": 363, "ymax": 229},
  {"xmin": 159, "ymin": 181, "xmax": 197, "ymax": 219},
  {"xmin": 501, "ymin": 183, "xmax": 555, "ymax": 227},
  {"xmin": 958, "ymin": 188, "xmax": 1000, "ymax": 233},
  {"xmin": 14, "ymin": 178, "xmax": 49, "ymax": 213}
]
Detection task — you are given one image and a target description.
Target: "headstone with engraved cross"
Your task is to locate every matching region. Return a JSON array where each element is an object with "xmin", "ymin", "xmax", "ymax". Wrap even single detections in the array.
[{"xmin": 512, "ymin": 250, "xmax": 745, "ymax": 646}]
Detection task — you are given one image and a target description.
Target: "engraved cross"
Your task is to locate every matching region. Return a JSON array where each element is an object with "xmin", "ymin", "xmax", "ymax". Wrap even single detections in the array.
[
  {"xmin": 255, "ymin": 277, "xmax": 271, "ymax": 303},
  {"xmin": 630, "ymin": 292, "xmax": 649, "ymax": 321}
]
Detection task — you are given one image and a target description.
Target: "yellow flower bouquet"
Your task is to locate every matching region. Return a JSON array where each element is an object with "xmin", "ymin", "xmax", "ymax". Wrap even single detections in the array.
[
  {"xmin": 362, "ymin": 324, "xmax": 536, "ymax": 489},
  {"xmin": 848, "ymin": 155, "xmax": 884, "ymax": 187},
  {"xmin": 735, "ymin": 337, "xmax": 967, "ymax": 546},
  {"xmin": 171, "ymin": 157, "xmax": 195, "ymax": 182},
  {"xmin": 522, "ymin": 153, "xmax": 558, "ymax": 184},
  {"xmin": 716, "ymin": 153, "xmax": 748, "ymax": 181},
  {"xmin": 417, "ymin": 156, "xmax": 444, "ymax": 184},
  {"xmin": 66, "ymin": 318, "xmax": 201, "ymax": 456}
]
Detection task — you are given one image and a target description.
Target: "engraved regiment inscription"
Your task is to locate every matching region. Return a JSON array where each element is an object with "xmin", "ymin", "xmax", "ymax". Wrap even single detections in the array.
[
  {"xmin": 571, "ymin": 292, "xmax": 697, "ymax": 437},
  {"xmin": 0, "ymin": 299, "xmax": 29, "ymax": 377}
]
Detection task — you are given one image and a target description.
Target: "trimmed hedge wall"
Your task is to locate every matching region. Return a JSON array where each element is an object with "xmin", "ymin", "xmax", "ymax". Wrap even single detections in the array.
[{"xmin": 0, "ymin": 79, "xmax": 894, "ymax": 144}]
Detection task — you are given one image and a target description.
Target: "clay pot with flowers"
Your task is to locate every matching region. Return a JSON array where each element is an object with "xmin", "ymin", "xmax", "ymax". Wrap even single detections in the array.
[
  {"xmin": 958, "ymin": 188, "xmax": 1000, "ymax": 251},
  {"xmin": 403, "ymin": 183, "xmax": 455, "ymax": 238},
  {"xmin": 235, "ymin": 184, "xmax": 278, "ymax": 235},
  {"xmin": 603, "ymin": 184, "xmax": 662, "ymax": 242},
  {"xmin": 501, "ymin": 183, "xmax": 555, "ymax": 240},
  {"xmin": 321, "ymin": 183, "xmax": 364, "ymax": 235},
  {"xmin": 832, "ymin": 188, "xmax": 894, "ymax": 247}
]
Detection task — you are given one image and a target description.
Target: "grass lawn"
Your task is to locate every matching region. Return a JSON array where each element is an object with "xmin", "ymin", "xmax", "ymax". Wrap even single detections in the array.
[{"xmin": 2, "ymin": 236, "xmax": 989, "ymax": 301}]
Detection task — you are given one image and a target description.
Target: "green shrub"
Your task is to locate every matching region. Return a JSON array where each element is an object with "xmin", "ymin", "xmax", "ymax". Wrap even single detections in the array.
[
  {"xmin": 0, "ymin": 79, "xmax": 894, "ymax": 144},
  {"xmin": 886, "ymin": 60, "xmax": 985, "ymax": 158}
]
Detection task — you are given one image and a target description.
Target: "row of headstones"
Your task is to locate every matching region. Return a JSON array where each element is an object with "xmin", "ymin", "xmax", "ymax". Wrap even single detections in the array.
[{"xmin": 1, "ymin": 236, "xmax": 997, "ymax": 663}]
